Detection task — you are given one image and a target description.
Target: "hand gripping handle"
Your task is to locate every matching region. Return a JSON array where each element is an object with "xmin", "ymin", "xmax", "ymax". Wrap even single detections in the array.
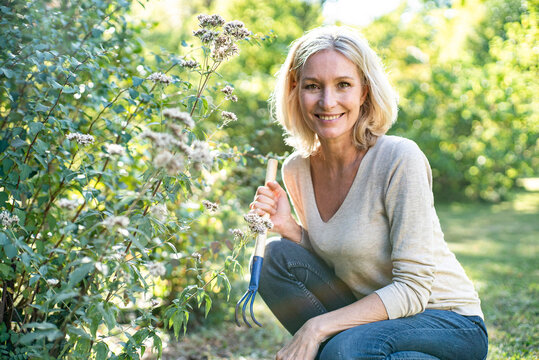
[{"xmin": 253, "ymin": 159, "xmax": 278, "ymax": 258}]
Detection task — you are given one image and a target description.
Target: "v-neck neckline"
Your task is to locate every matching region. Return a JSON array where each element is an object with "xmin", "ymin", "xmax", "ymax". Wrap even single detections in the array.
[{"xmin": 306, "ymin": 143, "xmax": 375, "ymax": 224}]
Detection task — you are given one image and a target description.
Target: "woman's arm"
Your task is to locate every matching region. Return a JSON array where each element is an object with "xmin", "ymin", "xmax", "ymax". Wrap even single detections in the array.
[{"xmin": 275, "ymin": 293, "xmax": 388, "ymax": 360}]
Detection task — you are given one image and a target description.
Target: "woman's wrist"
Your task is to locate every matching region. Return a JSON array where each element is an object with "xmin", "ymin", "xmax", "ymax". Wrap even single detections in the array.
[{"xmin": 280, "ymin": 218, "xmax": 302, "ymax": 243}]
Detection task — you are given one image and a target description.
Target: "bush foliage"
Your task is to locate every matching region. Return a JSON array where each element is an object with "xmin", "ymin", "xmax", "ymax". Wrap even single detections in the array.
[{"xmin": 0, "ymin": 1, "xmax": 270, "ymax": 358}]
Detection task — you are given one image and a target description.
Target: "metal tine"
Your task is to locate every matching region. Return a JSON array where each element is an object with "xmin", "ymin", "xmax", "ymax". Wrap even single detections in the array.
[
  {"xmin": 235, "ymin": 290, "xmax": 251, "ymax": 327},
  {"xmin": 250, "ymin": 293, "xmax": 262, "ymax": 327},
  {"xmin": 241, "ymin": 291, "xmax": 254, "ymax": 328}
]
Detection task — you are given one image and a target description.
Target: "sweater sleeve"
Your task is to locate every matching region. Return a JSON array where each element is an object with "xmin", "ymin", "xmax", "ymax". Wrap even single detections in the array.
[{"xmin": 374, "ymin": 140, "xmax": 436, "ymax": 319}]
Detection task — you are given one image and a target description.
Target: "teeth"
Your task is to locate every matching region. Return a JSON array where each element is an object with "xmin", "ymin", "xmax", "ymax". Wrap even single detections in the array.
[{"xmin": 318, "ymin": 114, "xmax": 341, "ymax": 120}]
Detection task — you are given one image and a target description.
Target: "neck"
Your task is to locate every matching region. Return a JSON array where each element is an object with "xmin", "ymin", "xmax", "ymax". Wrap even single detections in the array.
[{"xmin": 314, "ymin": 138, "xmax": 364, "ymax": 171}]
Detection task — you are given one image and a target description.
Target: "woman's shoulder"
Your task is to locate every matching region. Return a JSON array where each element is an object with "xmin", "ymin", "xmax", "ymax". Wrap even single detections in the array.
[
  {"xmin": 374, "ymin": 135, "xmax": 426, "ymax": 162},
  {"xmin": 282, "ymin": 151, "xmax": 308, "ymax": 174}
]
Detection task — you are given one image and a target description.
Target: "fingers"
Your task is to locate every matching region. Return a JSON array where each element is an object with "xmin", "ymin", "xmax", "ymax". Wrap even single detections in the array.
[{"xmin": 250, "ymin": 185, "xmax": 277, "ymax": 216}]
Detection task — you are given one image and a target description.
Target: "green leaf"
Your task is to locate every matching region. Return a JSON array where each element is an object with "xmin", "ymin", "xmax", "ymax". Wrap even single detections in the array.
[
  {"xmin": 0, "ymin": 264, "xmax": 14, "ymax": 278},
  {"xmin": 23, "ymin": 322, "xmax": 58, "ymax": 330},
  {"xmin": 68, "ymin": 262, "xmax": 94, "ymax": 286},
  {"xmin": 95, "ymin": 342, "xmax": 108, "ymax": 360},
  {"xmin": 98, "ymin": 303, "xmax": 116, "ymax": 330},
  {"xmin": 204, "ymin": 293, "xmax": 212, "ymax": 318},
  {"xmin": 4, "ymin": 244, "xmax": 17, "ymax": 259},
  {"xmin": 132, "ymin": 76, "xmax": 144, "ymax": 87},
  {"xmin": 129, "ymin": 88, "xmax": 139, "ymax": 99},
  {"xmin": 28, "ymin": 122, "xmax": 44, "ymax": 136},
  {"xmin": 196, "ymin": 287, "xmax": 204, "ymax": 308},
  {"xmin": 1, "ymin": 68, "xmax": 14, "ymax": 78}
]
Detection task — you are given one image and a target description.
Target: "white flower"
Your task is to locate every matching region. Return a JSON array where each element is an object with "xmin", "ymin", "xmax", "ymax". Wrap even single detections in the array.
[
  {"xmin": 46, "ymin": 279, "xmax": 59, "ymax": 286},
  {"xmin": 153, "ymin": 151, "xmax": 186, "ymax": 175},
  {"xmin": 57, "ymin": 198, "xmax": 79, "ymax": 210},
  {"xmin": 189, "ymin": 140, "xmax": 214, "ymax": 169},
  {"xmin": 66, "ymin": 132, "xmax": 94, "ymax": 145},
  {"xmin": 105, "ymin": 143, "xmax": 125, "ymax": 156},
  {"xmin": 102, "ymin": 215, "xmax": 129, "ymax": 237},
  {"xmin": 147, "ymin": 72, "xmax": 172, "ymax": 85},
  {"xmin": 220, "ymin": 85, "xmax": 234, "ymax": 96},
  {"xmin": 243, "ymin": 212, "xmax": 273, "ymax": 234},
  {"xmin": 163, "ymin": 108, "xmax": 195, "ymax": 129},
  {"xmin": 151, "ymin": 204, "xmax": 168, "ymax": 222},
  {"xmin": 147, "ymin": 261, "xmax": 166, "ymax": 277},
  {"xmin": 181, "ymin": 59, "xmax": 198, "ymax": 69},
  {"xmin": 95, "ymin": 262, "xmax": 109, "ymax": 275},
  {"xmin": 223, "ymin": 20, "xmax": 250, "ymax": 40},
  {"xmin": 0, "ymin": 211, "xmax": 19, "ymax": 227},
  {"xmin": 202, "ymin": 200, "xmax": 219, "ymax": 213},
  {"xmin": 221, "ymin": 111, "xmax": 237, "ymax": 123},
  {"xmin": 229, "ymin": 228, "xmax": 245, "ymax": 239},
  {"xmin": 212, "ymin": 34, "xmax": 239, "ymax": 61},
  {"xmin": 197, "ymin": 14, "xmax": 225, "ymax": 28}
]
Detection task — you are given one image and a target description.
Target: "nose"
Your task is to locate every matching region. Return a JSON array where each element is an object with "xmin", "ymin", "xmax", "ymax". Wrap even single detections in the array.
[{"xmin": 318, "ymin": 88, "xmax": 337, "ymax": 110}]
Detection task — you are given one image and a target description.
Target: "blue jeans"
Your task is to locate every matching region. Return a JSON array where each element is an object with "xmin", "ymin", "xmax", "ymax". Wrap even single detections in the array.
[{"xmin": 258, "ymin": 238, "xmax": 488, "ymax": 360}]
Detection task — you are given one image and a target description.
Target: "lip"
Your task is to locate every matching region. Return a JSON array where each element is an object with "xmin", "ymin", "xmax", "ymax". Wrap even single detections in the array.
[{"xmin": 315, "ymin": 113, "xmax": 344, "ymax": 122}]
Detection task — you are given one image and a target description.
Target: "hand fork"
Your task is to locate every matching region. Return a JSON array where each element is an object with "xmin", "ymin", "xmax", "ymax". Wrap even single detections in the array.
[{"xmin": 235, "ymin": 158, "xmax": 278, "ymax": 327}]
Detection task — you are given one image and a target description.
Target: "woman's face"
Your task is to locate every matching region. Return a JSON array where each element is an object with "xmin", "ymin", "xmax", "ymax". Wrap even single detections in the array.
[{"xmin": 297, "ymin": 49, "xmax": 367, "ymax": 144}]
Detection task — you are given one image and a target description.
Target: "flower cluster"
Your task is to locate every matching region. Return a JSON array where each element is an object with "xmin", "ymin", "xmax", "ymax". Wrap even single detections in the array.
[
  {"xmin": 147, "ymin": 261, "xmax": 166, "ymax": 277},
  {"xmin": 153, "ymin": 150, "xmax": 186, "ymax": 175},
  {"xmin": 141, "ymin": 129, "xmax": 185, "ymax": 150},
  {"xmin": 193, "ymin": 14, "xmax": 250, "ymax": 62},
  {"xmin": 189, "ymin": 140, "xmax": 214, "ymax": 170},
  {"xmin": 0, "ymin": 211, "xmax": 19, "ymax": 227},
  {"xmin": 57, "ymin": 198, "xmax": 79, "ymax": 210},
  {"xmin": 229, "ymin": 228, "xmax": 245, "ymax": 239},
  {"xmin": 150, "ymin": 203, "xmax": 168, "ymax": 222},
  {"xmin": 181, "ymin": 59, "xmax": 199, "ymax": 69},
  {"xmin": 148, "ymin": 72, "xmax": 172, "ymax": 85},
  {"xmin": 102, "ymin": 215, "xmax": 129, "ymax": 236},
  {"xmin": 223, "ymin": 20, "xmax": 250, "ymax": 40},
  {"xmin": 197, "ymin": 14, "xmax": 225, "ymax": 28},
  {"xmin": 105, "ymin": 143, "xmax": 125, "ymax": 156},
  {"xmin": 220, "ymin": 85, "xmax": 238, "ymax": 102},
  {"xmin": 163, "ymin": 108, "xmax": 195, "ymax": 129},
  {"xmin": 221, "ymin": 111, "xmax": 237, "ymax": 123},
  {"xmin": 202, "ymin": 200, "xmax": 219, "ymax": 213},
  {"xmin": 67, "ymin": 132, "xmax": 94, "ymax": 145},
  {"xmin": 243, "ymin": 212, "xmax": 273, "ymax": 234}
]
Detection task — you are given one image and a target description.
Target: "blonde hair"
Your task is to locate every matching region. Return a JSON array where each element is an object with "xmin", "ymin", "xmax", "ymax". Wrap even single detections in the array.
[{"xmin": 271, "ymin": 26, "xmax": 398, "ymax": 156}]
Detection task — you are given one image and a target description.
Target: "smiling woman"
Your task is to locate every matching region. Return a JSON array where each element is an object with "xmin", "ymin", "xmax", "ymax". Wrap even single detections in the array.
[{"xmin": 251, "ymin": 26, "xmax": 488, "ymax": 360}]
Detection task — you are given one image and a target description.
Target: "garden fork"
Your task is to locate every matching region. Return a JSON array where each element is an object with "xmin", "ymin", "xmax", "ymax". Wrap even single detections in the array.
[{"xmin": 235, "ymin": 158, "xmax": 278, "ymax": 327}]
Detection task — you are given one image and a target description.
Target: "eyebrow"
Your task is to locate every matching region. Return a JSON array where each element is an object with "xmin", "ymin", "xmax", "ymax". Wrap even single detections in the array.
[{"xmin": 301, "ymin": 76, "xmax": 356, "ymax": 82}]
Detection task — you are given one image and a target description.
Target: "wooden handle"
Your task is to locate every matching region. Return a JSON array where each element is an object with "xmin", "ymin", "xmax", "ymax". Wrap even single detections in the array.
[{"xmin": 253, "ymin": 159, "xmax": 278, "ymax": 258}]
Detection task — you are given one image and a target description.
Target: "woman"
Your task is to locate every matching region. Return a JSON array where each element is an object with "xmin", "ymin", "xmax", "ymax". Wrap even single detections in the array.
[{"xmin": 250, "ymin": 26, "xmax": 488, "ymax": 360}]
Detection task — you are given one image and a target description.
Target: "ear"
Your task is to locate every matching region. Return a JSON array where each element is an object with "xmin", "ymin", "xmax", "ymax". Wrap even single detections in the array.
[
  {"xmin": 291, "ymin": 80, "xmax": 297, "ymax": 91},
  {"xmin": 360, "ymin": 84, "xmax": 369, "ymax": 105}
]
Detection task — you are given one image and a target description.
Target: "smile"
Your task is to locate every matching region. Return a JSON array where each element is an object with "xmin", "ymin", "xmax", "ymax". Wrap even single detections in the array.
[{"xmin": 316, "ymin": 113, "xmax": 344, "ymax": 121}]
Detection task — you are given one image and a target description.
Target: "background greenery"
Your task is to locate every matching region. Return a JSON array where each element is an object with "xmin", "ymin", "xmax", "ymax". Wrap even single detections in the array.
[{"xmin": 1, "ymin": 0, "xmax": 537, "ymax": 359}]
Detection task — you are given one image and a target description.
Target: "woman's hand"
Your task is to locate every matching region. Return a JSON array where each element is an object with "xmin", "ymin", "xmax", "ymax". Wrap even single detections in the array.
[
  {"xmin": 250, "ymin": 181, "xmax": 299, "ymax": 240},
  {"xmin": 275, "ymin": 318, "xmax": 324, "ymax": 360}
]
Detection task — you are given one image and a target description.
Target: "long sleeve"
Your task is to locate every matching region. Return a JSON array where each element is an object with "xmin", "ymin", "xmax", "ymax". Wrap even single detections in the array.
[{"xmin": 374, "ymin": 140, "xmax": 436, "ymax": 319}]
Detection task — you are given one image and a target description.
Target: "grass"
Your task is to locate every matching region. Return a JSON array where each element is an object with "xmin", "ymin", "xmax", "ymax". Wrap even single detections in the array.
[{"xmin": 149, "ymin": 190, "xmax": 539, "ymax": 360}]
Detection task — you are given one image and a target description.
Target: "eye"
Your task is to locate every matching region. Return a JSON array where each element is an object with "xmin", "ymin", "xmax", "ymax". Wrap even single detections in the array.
[
  {"xmin": 303, "ymin": 83, "xmax": 319, "ymax": 90},
  {"xmin": 338, "ymin": 82, "xmax": 351, "ymax": 88}
]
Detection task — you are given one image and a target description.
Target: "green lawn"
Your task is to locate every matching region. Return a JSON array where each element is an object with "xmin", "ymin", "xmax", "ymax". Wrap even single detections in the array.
[{"xmin": 154, "ymin": 190, "xmax": 539, "ymax": 360}]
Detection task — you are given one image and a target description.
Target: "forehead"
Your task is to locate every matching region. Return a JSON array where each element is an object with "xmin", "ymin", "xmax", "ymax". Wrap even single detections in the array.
[{"xmin": 300, "ymin": 49, "xmax": 360, "ymax": 80}]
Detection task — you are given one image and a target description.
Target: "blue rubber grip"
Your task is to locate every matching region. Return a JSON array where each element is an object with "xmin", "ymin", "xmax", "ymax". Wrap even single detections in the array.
[{"xmin": 248, "ymin": 256, "xmax": 264, "ymax": 290}]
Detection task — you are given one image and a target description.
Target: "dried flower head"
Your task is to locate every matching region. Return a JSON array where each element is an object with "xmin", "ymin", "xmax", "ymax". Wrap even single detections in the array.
[
  {"xmin": 243, "ymin": 212, "xmax": 273, "ymax": 234},
  {"xmin": 189, "ymin": 140, "xmax": 214, "ymax": 169},
  {"xmin": 202, "ymin": 200, "xmax": 219, "ymax": 213},
  {"xmin": 223, "ymin": 20, "xmax": 250, "ymax": 40},
  {"xmin": 151, "ymin": 204, "xmax": 168, "ymax": 222},
  {"xmin": 229, "ymin": 228, "xmax": 245, "ymax": 239},
  {"xmin": 197, "ymin": 14, "xmax": 225, "ymax": 28},
  {"xmin": 105, "ymin": 143, "xmax": 125, "ymax": 156},
  {"xmin": 57, "ymin": 198, "xmax": 79, "ymax": 210},
  {"xmin": 102, "ymin": 215, "xmax": 129, "ymax": 229},
  {"xmin": 163, "ymin": 108, "xmax": 195, "ymax": 129},
  {"xmin": 212, "ymin": 34, "xmax": 239, "ymax": 61},
  {"xmin": 193, "ymin": 28, "xmax": 219, "ymax": 43},
  {"xmin": 67, "ymin": 132, "xmax": 94, "ymax": 145},
  {"xmin": 0, "ymin": 211, "xmax": 19, "ymax": 227},
  {"xmin": 181, "ymin": 59, "xmax": 199, "ymax": 69},
  {"xmin": 191, "ymin": 252, "xmax": 202, "ymax": 261},
  {"xmin": 153, "ymin": 151, "xmax": 186, "ymax": 175},
  {"xmin": 147, "ymin": 261, "xmax": 166, "ymax": 277},
  {"xmin": 220, "ymin": 85, "xmax": 234, "ymax": 96},
  {"xmin": 141, "ymin": 129, "xmax": 182, "ymax": 149},
  {"xmin": 221, "ymin": 111, "xmax": 238, "ymax": 122},
  {"xmin": 147, "ymin": 72, "xmax": 172, "ymax": 85}
]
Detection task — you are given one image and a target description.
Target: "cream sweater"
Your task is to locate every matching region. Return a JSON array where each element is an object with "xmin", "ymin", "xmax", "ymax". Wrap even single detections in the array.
[{"xmin": 282, "ymin": 135, "xmax": 483, "ymax": 320}]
